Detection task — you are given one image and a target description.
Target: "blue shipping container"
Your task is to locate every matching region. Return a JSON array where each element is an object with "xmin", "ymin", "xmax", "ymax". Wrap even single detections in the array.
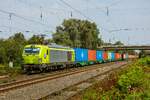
[
  {"xmin": 111, "ymin": 52, "xmax": 115, "ymax": 61},
  {"xmin": 96, "ymin": 51, "xmax": 103, "ymax": 61},
  {"xmin": 74, "ymin": 48, "xmax": 88, "ymax": 62}
]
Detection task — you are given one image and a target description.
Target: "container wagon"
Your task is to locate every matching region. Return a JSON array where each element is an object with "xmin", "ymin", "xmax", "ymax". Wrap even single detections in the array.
[
  {"xmin": 22, "ymin": 44, "xmax": 128, "ymax": 74},
  {"xmin": 103, "ymin": 51, "xmax": 108, "ymax": 62},
  {"xmin": 111, "ymin": 52, "xmax": 115, "ymax": 61},
  {"xmin": 74, "ymin": 48, "xmax": 88, "ymax": 66},
  {"xmin": 96, "ymin": 50, "xmax": 103, "ymax": 63},
  {"xmin": 88, "ymin": 50, "xmax": 96, "ymax": 64}
]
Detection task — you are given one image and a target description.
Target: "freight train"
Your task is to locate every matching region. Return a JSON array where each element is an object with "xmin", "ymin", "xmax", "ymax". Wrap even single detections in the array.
[{"xmin": 22, "ymin": 44, "xmax": 128, "ymax": 74}]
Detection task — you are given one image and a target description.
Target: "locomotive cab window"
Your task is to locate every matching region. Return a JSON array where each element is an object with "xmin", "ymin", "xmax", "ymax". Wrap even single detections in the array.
[{"xmin": 24, "ymin": 48, "xmax": 40, "ymax": 54}]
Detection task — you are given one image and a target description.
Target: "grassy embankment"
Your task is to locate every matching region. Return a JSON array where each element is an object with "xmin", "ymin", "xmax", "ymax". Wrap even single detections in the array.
[{"xmin": 75, "ymin": 57, "xmax": 150, "ymax": 100}]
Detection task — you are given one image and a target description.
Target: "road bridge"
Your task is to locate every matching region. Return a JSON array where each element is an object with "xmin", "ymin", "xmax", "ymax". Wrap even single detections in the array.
[{"xmin": 98, "ymin": 45, "xmax": 150, "ymax": 51}]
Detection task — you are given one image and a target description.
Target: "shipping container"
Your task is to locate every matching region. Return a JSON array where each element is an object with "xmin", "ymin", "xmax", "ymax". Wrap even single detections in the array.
[
  {"xmin": 88, "ymin": 50, "xmax": 96, "ymax": 61},
  {"xmin": 103, "ymin": 51, "xmax": 108, "ymax": 61},
  {"xmin": 108, "ymin": 52, "xmax": 112, "ymax": 61},
  {"xmin": 74, "ymin": 48, "xmax": 88, "ymax": 62},
  {"xmin": 123, "ymin": 53, "xmax": 128, "ymax": 59},
  {"xmin": 111, "ymin": 52, "xmax": 115, "ymax": 61},
  {"xmin": 115, "ymin": 53, "xmax": 120, "ymax": 60},
  {"xmin": 96, "ymin": 51, "xmax": 103, "ymax": 62}
]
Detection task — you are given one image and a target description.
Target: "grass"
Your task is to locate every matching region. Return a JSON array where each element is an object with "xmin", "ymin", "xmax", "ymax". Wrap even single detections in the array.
[
  {"xmin": 0, "ymin": 64, "xmax": 22, "ymax": 78},
  {"xmin": 0, "ymin": 64, "xmax": 5, "ymax": 68},
  {"xmin": 72, "ymin": 57, "xmax": 150, "ymax": 100}
]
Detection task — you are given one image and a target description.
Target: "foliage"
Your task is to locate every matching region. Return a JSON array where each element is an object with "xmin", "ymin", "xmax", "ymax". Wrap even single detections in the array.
[
  {"xmin": 136, "ymin": 56, "xmax": 150, "ymax": 66},
  {"xmin": 0, "ymin": 41, "xmax": 7, "ymax": 64},
  {"xmin": 53, "ymin": 18, "xmax": 102, "ymax": 49},
  {"xmin": 117, "ymin": 65, "xmax": 144, "ymax": 93},
  {"xmin": 82, "ymin": 89, "xmax": 98, "ymax": 100},
  {"xmin": 0, "ymin": 66, "xmax": 22, "ymax": 80},
  {"xmin": 0, "ymin": 32, "xmax": 26, "ymax": 66},
  {"xmin": 114, "ymin": 41, "xmax": 124, "ymax": 45},
  {"xmin": 81, "ymin": 57, "xmax": 150, "ymax": 100},
  {"xmin": 28, "ymin": 35, "xmax": 44, "ymax": 44}
]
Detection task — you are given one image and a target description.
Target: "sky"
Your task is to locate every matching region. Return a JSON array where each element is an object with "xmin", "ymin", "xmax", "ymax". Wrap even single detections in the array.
[{"xmin": 0, "ymin": 0, "xmax": 150, "ymax": 45}]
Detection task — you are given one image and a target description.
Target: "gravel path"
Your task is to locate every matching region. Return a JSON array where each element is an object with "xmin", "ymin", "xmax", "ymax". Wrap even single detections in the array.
[{"xmin": 0, "ymin": 61, "xmax": 128, "ymax": 100}]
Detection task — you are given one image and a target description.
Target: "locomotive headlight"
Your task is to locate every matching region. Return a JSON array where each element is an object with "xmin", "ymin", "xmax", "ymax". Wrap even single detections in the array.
[{"xmin": 38, "ymin": 58, "xmax": 42, "ymax": 63}]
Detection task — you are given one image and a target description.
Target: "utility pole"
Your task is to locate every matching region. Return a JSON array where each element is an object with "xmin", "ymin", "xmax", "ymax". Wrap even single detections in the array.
[
  {"xmin": 9, "ymin": 13, "xmax": 12, "ymax": 35},
  {"xmin": 106, "ymin": 7, "xmax": 109, "ymax": 16},
  {"xmin": 70, "ymin": 11, "xmax": 73, "ymax": 18},
  {"xmin": 128, "ymin": 36, "xmax": 130, "ymax": 45},
  {"xmin": 40, "ymin": 6, "xmax": 43, "ymax": 20}
]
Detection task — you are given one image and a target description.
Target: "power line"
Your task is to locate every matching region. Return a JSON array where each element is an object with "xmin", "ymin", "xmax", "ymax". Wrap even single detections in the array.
[
  {"xmin": 59, "ymin": 0, "xmax": 93, "ymax": 21},
  {"xmin": 15, "ymin": 0, "xmax": 65, "ymax": 22},
  {"xmin": 108, "ymin": 27, "xmax": 150, "ymax": 32},
  {"xmin": 108, "ymin": 0, "xmax": 122, "ymax": 7},
  {"xmin": 0, "ymin": 25, "xmax": 25, "ymax": 31},
  {"xmin": 0, "ymin": 9, "xmax": 54, "ymax": 29},
  {"xmin": 96, "ymin": 0, "xmax": 122, "ymax": 10},
  {"xmin": 0, "ymin": 15, "xmax": 50, "ymax": 31},
  {"xmin": 94, "ymin": 0, "xmax": 122, "ymax": 16},
  {"xmin": 0, "ymin": 25, "xmax": 53, "ymax": 37},
  {"xmin": 18, "ymin": 0, "xmax": 71, "ymax": 12}
]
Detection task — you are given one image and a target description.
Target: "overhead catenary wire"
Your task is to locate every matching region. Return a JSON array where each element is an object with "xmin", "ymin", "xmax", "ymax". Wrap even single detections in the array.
[
  {"xmin": 13, "ymin": 0, "xmax": 114, "ymax": 32},
  {"xmin": 59, "ymin": 0, "xmax": 111, "ymax": 32},
  {"xmin": 0, "ymin": 9, "xmax": 53, "ymax": 38},
  {"xmin": 59, "ymin": 0, "xmax": 94, "ymax": 21},
  {"xmin": 94, "ymin": 0, "xmax": 122, "ymax": 16},
  {"xmin": 0, "ymin": 25, "xmax": 53, "ymax": 38},
  {"xmin": 16, "ymin": 0, "xmax": 70, "ymax": 20},
  {"xmin": 0, "ymin": 25, "xmax": 26, "ymax": 32},
  {"xmin": 17, "ymin": 0, "xmax": 71, "ymax": 12},
  {"xmin": 0, "ymin": 15, "xmax": 50, "ymax": 32},
  {"xmin": 0, "ymin": 9, "xmax": 54, "ymax": 29}
]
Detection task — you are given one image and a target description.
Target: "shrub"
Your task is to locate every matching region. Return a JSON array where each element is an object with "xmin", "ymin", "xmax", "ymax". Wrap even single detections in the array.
[
  {"xmin": 117, "ymin": 65, "xmax": 144, "ymax": 93},
  {"xmin": 137, "ymin": 57, "xmax": 150, "ymax": 66},
  {"xmin": 82, "ymin": 89, "xmax": 98, "ymax": 100}
]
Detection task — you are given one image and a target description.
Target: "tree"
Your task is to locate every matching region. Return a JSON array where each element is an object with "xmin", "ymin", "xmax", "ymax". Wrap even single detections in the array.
[
  {"xmin": 53, "ymin": 19, "xmax": 101, "ymax": 49},
  {"xmin": 0, "ymin": 47, "xmax": 6, "ymax": 64},
  {"xmin": 28, "ymin": 35, "xmax": 45, "ymax": 44},
  {"xmin": 97, "ymin": 38, "xmax": 104, "ymax": 47},
  {"xmin": 0, "ymin": 33, "xmax": 26, "ymax": 65},
  {"xmin": 0, "ymin": 39, "xmax": 7, "ymax": 64},
  {"xmin": 6, "ymin": 33, "xmax": 27, "ymax": 64},
  {"xmin": 114, "ymin": 41, "xmax": 124, "ymax": 45},
  {"xmin": 9, "ymin": 32, "xmax": 26, "ymax": 44}
]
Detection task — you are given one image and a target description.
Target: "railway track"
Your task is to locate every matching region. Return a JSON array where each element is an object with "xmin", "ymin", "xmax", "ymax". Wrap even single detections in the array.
[
  {"xmin": 0, "ymin": 61, "xmax": 128, "ymax": 93},
  {"xmin": 42, "ymin": 62, "xmax": 128, "ymax": 100}
]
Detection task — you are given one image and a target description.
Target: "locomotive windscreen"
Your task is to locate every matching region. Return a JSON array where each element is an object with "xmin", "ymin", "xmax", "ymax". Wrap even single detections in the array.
[{"xmin": 24, "ymin": 48, "xmax": 40, "ymax": 54}]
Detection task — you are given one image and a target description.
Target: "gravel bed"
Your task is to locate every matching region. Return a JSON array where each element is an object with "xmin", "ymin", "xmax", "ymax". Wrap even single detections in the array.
[
  {"xmin": 44, "ymin": 64, "xmax": 127, "ymax": 100},
  {"xmin": 0, "ymin": 61, "xmax": 127, "ymax": 100},
  {"xmin": 46, "ymin": 76, "xmax": 106, "ymax": 100},
  {"xmin": 0, "ymin": 62, "xmax": 115, "ymax": 85}
]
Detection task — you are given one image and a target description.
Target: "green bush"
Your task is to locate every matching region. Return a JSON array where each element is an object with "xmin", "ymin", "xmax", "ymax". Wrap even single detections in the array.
[
  {"xmin": 78, "ymin": 58, "xmax": 150, "ymax": 99},
  {"xmin": 117, "ymin": 65, "xmax": 144, "ymax": 93},
  {"xmin": 82, "ymin": 89, "xmax": 98, "ymax": 100},
  {"xmin": 137, "ymin": 57, "xmax": 150, "ymax": 66},
  {"xmin": 0, "ymin": 66, "xmax": 22, "ymax": 76}
]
